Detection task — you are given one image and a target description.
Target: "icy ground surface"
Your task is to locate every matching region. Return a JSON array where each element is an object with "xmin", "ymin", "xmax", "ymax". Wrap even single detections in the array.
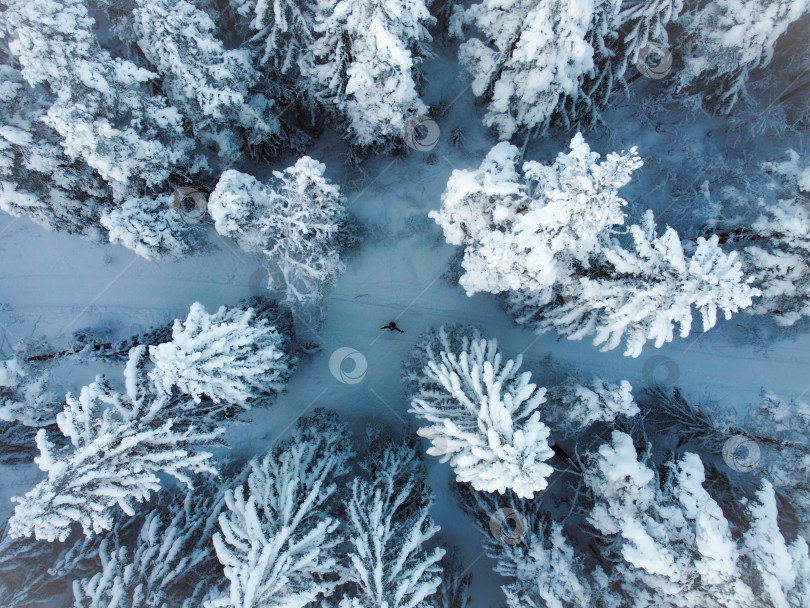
[{"xmin": 2, "ymin": 57, "xmax": 810, "ymax": 606}]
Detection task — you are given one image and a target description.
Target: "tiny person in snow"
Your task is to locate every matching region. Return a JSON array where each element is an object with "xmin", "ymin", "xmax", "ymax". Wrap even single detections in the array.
[{"xmin": 380, "ymin": 321, "xmax": 404, "ymax": 333}]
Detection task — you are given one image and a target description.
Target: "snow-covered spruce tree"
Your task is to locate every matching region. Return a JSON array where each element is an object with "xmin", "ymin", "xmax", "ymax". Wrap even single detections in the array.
[
  {"xmin": 0, "ymin": 355, "xmax": 62, "ymax": 465},
  {"xmin": 0, "ymin": 64, "xmax": 107, "ymax": 237},
  {"xmin": 583, "ymin": 432, "xmax": 810, "ymax": 607},
  {"xmin": 433, "ymin": 552, "xmax": 472, "ymax": 608},
  {"xmin": 430, "ymin": 135, "xmax": 642, "ymax": 302},
  {"xmin": 0, "ymin": 519, "xmax": 105, "ymax": 608},
  {"xmin": 459, "ymin": 0, "xmax": 596, "ymax": 139},
  {"xmin": 338, "ymin": 442, "xmax": 445, "ymax": 608},
  {"xmin": 742, "ymin": 479, "xmax": 810, "ymax": 607},
  {"xmin": 73, "ymin": 480, "xmax": 228, "ymax": 608},
  {"xmin": 408, "ymin": 329, "xmax": 554, "ymax": 499},
  {"xmin": 211, "ymin": 409, "xmax": 352, "ymax": 608},
  {"xmin": 742, "ymin": 150, "xmax": 810, "ymax": 325},
  {"xmin": 0, "ymin": 527, "xmax": 66, "ymax": 607},
  {"xmin": 99, "ymin": 194, "xmax": 205, "ymax": 261},
  {"xmin": 460, "ymin": 0, "xmax": 685, "ymax": 135},
  {"xmin": 302, "ymin": 0, "xmax": 434, "ymax": 148},
  {"xmin": 498, "ymin": 520, "xmax": 600, "ymax": 608},
  {"xmin": 510, "ymin": 209, "xmax": 760, "ymax": 357},
  {"xmin": 569, "ymin": 0, "xmax": 683, "ymax": 130},
  {"xmin": 230, "ymin": 0, "xmax": 315, "ymax": 89},
  {"xmin": 555, "ymin": 376, "xmax": 638, "ymax": 432},
  {"xmin": 743, "ymin": 389, "xmax": 810, "ymax": 531},
  {"xmin": 676, "ymin": 0, "xmax": 810, "ymax": 114},
  {"xmin": 3, "ymin": 0, "xmax": 193, "ymax": 202},
  {"xmin": 132, "ymin": 0, "xmax": 281, "ymax": 162},
  {"xmin": 209, "ymin": 158, "xmax": 347, "ymax": 322},
  {"xmin": 450, "ymin": 479, "xmax": 614, "ymax": 608},
  {"xmin": 7, "ymin": 369, "xmax": 223, "ymax": 542},
  {"xmin": 405, "ymin": 325, "xmax": 638, "ymax": 439},
  {"xmin": 402, "ymin": 323, "xmax": 483, "ymax": 399},
  {"xmin": 149, "ymin": 301, "xmax": 294, "ymax": 407}
]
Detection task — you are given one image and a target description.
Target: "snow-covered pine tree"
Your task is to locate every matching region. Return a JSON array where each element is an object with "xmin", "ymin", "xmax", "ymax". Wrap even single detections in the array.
[
  {"xmin": 211, "ymin": 409, "xmax": 352, "ymax": 608},
  {"xmin": 430, "ymin": 135, "xmax": 642, "ymax": 301},
  {"xmin": 259, "ymin": 157, "xmax": 346, "ymax": 314},
  {"xmin": 511, "ymin": 209, "xmax": 759, "ymax": 357},
  {"xmin": 0, "ymin": 354, "xmax": 62, "ymax": 465},
  {"xmin": 73, "ymin": 480, "xmax": 228, "ymax": 608},
  {"xmin": 229, "ymin": 0, "xmax": 315, "ymax": 91},
  {"xmin": 459, "ymin": 0, "xmax": 596, "ymax": 139},
  {"xmin": 302, "ymin": 0, "xmax": 434, "ymax": 148},
  {"xmin": 744, "ymin": 150, "xmax": 810, "ymax": 325},
  {"xmin": 99, "ymin": 194, "xmax": 205, "ymax": 261},
  {"xmin": 3, "ymin": 0, "xmax": 193, "ymax": 202},
  {"xmin": 433, "ymin": 552, "xmax": 472, "ymax": 608},
  {"xmin": 7, "ymin": 367, "xmax": 223, "ymax": 542},
  {"xmin": 0, "ymin": 519, "xmax": 104, "ymax": 608},
  {"xmin": 338, "ymin": 441, "xmax": 445, "ymax": 608},
  {"xmin": 408, "ymin": 329, "xmax": 554, "ymax": 499},
  {"xmin": 209, "ymin": 158, "xmax": 347, "ymax": 331},
  {"xmin": 568, "ymin": 0, "xmax": 684, "ymax": 130},
  {"xmin": 132, "ymin": 0, "xmax": 281, "ymax": 162},
  {"xmin": 558, "ymin": 377, "xmax": 638, "ymax": 431},
  {"xmin": 402, "ymin": 323, "xmax": 483, "ymax": 399},
  {"xmin": 498, "ymin": 520, "xmax": 597, "ymax": 608},
  {"xmin": 676, "ymin": 0, "xmax": 810, "ymax": 113},
  {"xmin": 583, "ymin": 431, "xmax": 810, "ymax": 607},
  {"xmin": 744, "ymin": 389, "xmax": 810, "ymax": 532},
  {"xmin": 149, "ymin": 301, "xmax": 294, "ymax": 407},
  {"xmin": 742, "ymin": 479, "xmax": 810, "ymax": 608},
  {"xmin": 0, "ymin": 64, "xmax": 107, "ymax": 237}
]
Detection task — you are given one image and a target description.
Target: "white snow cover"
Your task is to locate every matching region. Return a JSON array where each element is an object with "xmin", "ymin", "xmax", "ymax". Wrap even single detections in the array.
[
  {"xmin": 8, "ymin": 373, "xmax": 221, "ymax": 541},
  {"xmin": 208, "ymin": 158, "xmax": 347, "ymax": 313},
  {"xmin": 211, "ymin": 411, "xmax": 351, "ymax": 608},
  {"xmin": 409, "ymin": 332, "xmax": 554, "ymax": 499},
  {"xmin": 460, "ymin": 0, "xmax": 596, "ymax": 137},
  {"xmin": 302, "ymin": 0, "xmax": 433, "ymax": 146},
  {"xmin": 339, "ymin": 443, "xmax": 445, "ymax": 608},
  {"xmin": 149, "ymin": 302, "xmax": 291, "ymax": 405},
  {"xmin": 430, "ymin": 134, "xmax": 642, "ymax": 299}
]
